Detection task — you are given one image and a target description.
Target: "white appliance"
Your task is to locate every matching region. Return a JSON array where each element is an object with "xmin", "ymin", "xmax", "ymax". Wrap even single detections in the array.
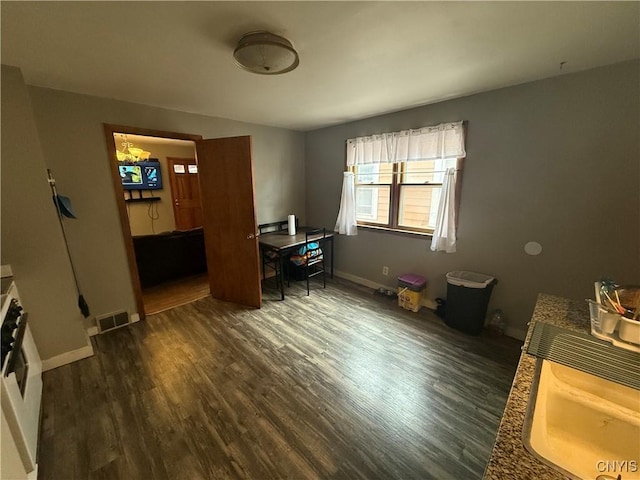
[{"xmin": 1, "ymin": 268, "xmax": 43, "ymax": 478}]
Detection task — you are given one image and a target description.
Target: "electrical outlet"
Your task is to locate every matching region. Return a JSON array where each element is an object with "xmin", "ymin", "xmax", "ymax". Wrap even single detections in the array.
[{"xmin": 382, "ymin": 266, "xmax": 389, "ymax": 276}]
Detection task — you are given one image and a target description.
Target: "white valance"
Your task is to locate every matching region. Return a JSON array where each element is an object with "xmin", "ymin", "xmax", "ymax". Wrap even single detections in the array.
[{"xmin": 346, "ymin": 121, "xmax": 466, "ymax": 166}]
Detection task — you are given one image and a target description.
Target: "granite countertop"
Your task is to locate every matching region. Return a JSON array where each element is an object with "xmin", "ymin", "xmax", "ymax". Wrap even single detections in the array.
[{"xmin": 483, "ymin": 293, "xmax": 590, "ymax": 480}]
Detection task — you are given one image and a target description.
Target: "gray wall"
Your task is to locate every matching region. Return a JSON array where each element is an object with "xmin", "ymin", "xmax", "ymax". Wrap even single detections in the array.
[
  {"xmin": 25, "ymin": 85, "xmax": 305, "ymax": 326},
  {"xmin": 305, "ymin": 61, "xmax": 640, "ymax": 339},
  {"xmin": 1, "ymin": 65, "xmax": 91, "ymax": 360}
]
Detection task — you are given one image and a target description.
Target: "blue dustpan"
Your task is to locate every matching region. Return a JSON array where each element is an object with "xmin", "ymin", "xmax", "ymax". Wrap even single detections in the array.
[{"xmin": 52, "ymin": 194, "xmax": 77, "ymax": 219}]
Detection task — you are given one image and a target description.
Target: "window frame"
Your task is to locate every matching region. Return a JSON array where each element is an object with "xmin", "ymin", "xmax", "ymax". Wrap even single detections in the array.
[
  {"xmin": 349, "ymin": 158, "xmax": 462, "ymax": 235},
  {"xmin": 354, "ymin": 164, "xmax": 381, "ymax": 221},
  {"xmin": 355, "ymin": 186, "xmax": 379, "ymax": 220}
]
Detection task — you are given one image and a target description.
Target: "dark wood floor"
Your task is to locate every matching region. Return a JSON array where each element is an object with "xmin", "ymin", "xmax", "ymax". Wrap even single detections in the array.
[
  {"xmin": 142, "ymin": 273, "xmax": 210, "ymax": 315},
  {"xmin": 38, "ymin": 278, "xmax": 522, "ymax": 480}
]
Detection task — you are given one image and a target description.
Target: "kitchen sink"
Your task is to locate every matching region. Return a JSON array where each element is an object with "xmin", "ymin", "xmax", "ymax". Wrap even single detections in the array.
[{"xmin": 523, "ymin": 359, "xmax": 640, "ymax": 480}]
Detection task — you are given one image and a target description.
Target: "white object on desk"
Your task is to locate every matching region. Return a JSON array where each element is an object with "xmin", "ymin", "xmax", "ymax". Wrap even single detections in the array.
[{"xmin": 288, "ymin": 215, "xmax": 296, "ymax": 235}]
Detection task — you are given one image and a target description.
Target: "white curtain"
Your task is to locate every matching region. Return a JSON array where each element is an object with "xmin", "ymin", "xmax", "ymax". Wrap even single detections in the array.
[
  {"xmin": 340, "ymin": 121, "xmax": 465, "ymax": 249},
  {"xmin": 346, "ymin": 121, "xmax": 465, "ymax": 165},
  {"xmin": 430, "ymin": 168, "xmax": 457, "ymax": 253},
  {"xmin": 334, "ymin": 172, "xmax": 357, "ymax": 236}
]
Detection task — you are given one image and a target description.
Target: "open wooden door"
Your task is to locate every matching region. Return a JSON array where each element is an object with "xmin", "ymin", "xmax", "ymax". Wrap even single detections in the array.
[{"xmin": 196, "ymin": 136, "xmax": 262, "ymax": 308}]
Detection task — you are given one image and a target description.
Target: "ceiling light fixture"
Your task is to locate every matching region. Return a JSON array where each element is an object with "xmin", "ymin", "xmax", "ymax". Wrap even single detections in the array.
[{"xmin": 233, "ymin": 31, "xmax": 299, "ymax": 75}]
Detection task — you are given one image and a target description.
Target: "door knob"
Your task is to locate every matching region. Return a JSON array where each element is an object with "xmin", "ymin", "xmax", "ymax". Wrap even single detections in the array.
[{"xmin": 247, "ymin": 234, "xmax": 255, "ymax": 239}]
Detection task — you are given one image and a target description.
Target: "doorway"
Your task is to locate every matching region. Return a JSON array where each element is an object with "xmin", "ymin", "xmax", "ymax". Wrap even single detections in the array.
[
  {"xmin": 119, "ymin": 136, "xmax": 210, "ymax": 314},
  {"xmin": 131, "ymin": 154, "xmax": 208, "ymax": 314},
  {"xmin": 104, "ymin": 125, "xmax": 207, "ymax": 318},
  {"xmin": 104, "ymin": 125, "xmax": 263, "ymax": 319}
]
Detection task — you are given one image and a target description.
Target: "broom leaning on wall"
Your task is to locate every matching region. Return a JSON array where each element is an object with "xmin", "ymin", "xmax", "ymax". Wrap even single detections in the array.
[{"xmin": 47, "ymin": 169, "xmax": 91, "ymax": 318}]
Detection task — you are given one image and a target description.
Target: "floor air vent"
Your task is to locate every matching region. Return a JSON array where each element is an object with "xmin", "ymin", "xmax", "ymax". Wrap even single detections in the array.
[{"xmin": 96, "ymin": 311, "xmax": 130, "ymax": 333}]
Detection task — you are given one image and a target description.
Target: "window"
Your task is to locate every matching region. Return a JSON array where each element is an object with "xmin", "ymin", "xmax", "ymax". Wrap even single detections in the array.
[
  {"xmin": 354, "ymin": 163, "xmax": 391, "ymax": 223},
  {"xmin": 356, "ymin": 187, "xmax": 377, "ymax": 219},
  {"xmin": 350, "ymin": 157, "xmax": 458, "ymax": 233},
  {"xmin": 340, "ymin": 121, "xmax": 465, "ymax": 248}
]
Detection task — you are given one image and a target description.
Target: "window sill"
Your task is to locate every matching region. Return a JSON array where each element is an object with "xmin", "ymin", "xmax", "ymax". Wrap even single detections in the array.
[{"xmin": 356, "ymin": 224, "xmax": 433, "ymax": 238}]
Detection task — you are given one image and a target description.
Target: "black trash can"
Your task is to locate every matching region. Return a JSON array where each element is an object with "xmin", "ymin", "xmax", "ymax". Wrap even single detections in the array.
[{"xmin": 445, "ymin": 271, "xmax": 496, "ymax": 335}]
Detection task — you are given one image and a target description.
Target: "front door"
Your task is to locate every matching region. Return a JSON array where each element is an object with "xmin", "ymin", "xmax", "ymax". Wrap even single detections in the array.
[
  {"xmin": 195, "ymin": 136, "xmax": 262, "ymax": 308},
  {"xmin": 168, "ymin": 157, "xmax": 202, "ymax": 230}
]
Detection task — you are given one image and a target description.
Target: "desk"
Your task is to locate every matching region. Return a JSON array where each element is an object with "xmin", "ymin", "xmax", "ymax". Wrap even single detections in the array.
[{"xmin": 258, "ymin": 227, "xmax": 335, "ymax": 300}]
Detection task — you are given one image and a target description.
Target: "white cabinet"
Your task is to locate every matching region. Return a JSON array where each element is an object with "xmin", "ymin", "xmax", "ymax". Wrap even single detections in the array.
[
  {"xmin": 1, "ymin": 407, "xmax": 28, "ymax": 480},
  {"xmin": 1, "ymin": 266, "xmax": 42, "ymax": 479}
]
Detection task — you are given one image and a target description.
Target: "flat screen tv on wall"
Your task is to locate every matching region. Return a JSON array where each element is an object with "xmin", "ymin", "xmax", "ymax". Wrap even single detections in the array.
[{"xmin": 119, "ymin": 160, "xmax": 163, "ymax": 190}]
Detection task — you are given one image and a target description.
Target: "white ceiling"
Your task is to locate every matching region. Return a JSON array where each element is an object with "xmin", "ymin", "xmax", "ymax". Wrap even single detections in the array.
[{"xmin": 2, "ymin": 2, "xmax": 638, "ymax": 131}]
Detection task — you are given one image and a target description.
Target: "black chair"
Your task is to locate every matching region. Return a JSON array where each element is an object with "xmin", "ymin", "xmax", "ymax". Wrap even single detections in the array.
[
  {"xmin": 258, "ymin": 221, "xmax": 288, "ymax": 289},
  {"xmin": 304, "ymin": 228, "xmax": 326, "ymax": 295}
]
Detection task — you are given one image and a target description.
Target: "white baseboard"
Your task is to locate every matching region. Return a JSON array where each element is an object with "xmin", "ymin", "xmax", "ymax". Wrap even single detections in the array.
[
  {"xmin": 41, "ymin": 344, "xmax": 94, "ymax": 371},
  {"xmin": 334, "ymin": 269, "xmax": 390, "ymax": 291},
  {"xmin": 334, "ymin": 269, "xmax": 436, "ymax": 309},
  {"xmin": 504, "ymin": 326, "xmax": 527, "ymax": 341},
  {"xmin": 335, "ymin": 269, "xmax": 525, "ymax": 341},
  {"xmin": 87, "ymin": 326, "xmax": 99, "ymax": 337}
]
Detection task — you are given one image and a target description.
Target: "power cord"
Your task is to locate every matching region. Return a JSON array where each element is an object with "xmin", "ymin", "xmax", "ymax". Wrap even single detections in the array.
[{"xmin": 147, "ymin": 192, "xmax": 160, "ymax": 234}]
